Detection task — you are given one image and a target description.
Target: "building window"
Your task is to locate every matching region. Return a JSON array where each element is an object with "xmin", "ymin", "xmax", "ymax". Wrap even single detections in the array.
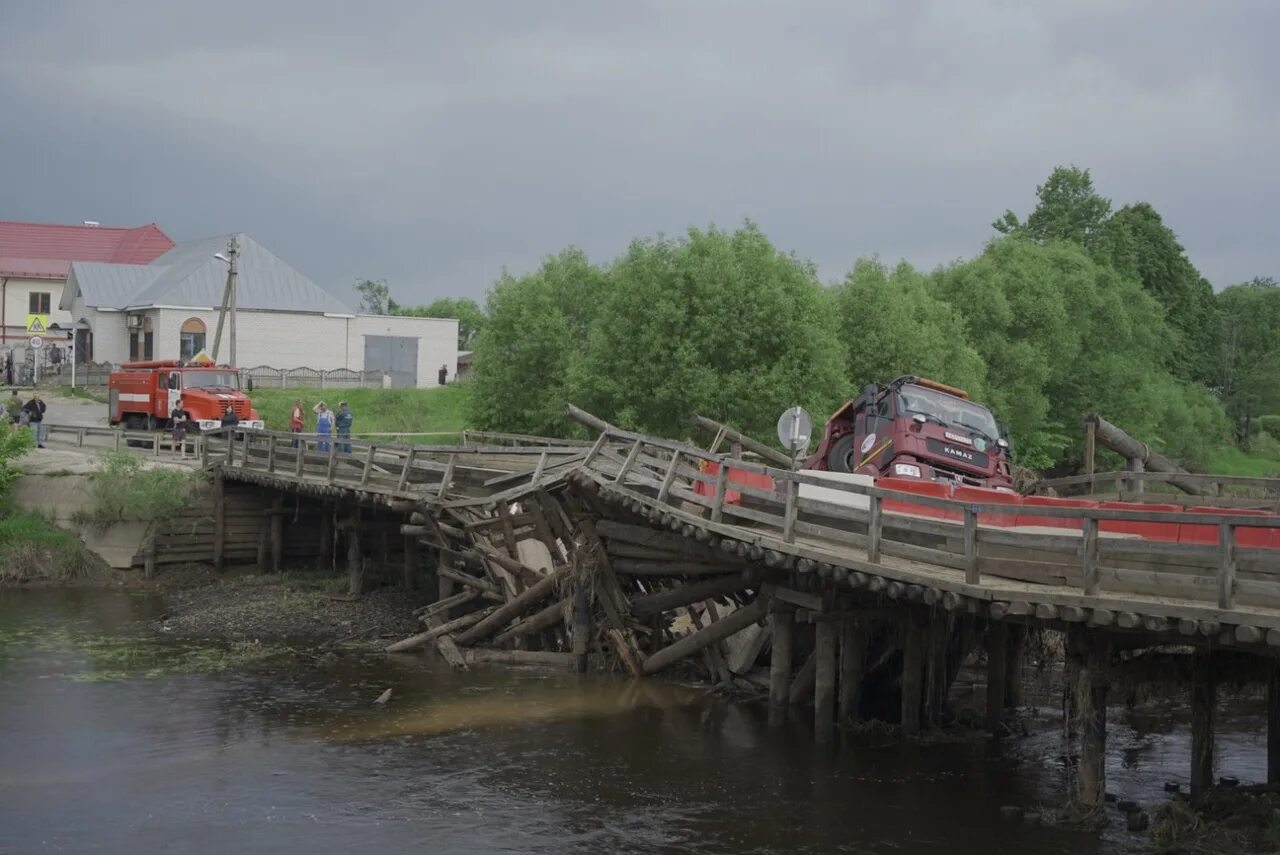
[
  {"xmin": 180, "ymin": 318, "xmax": 207, "ymax": 361},
  {"xmin": 28, "ymin": 292, "xmax": 51, "ymax": 314}
]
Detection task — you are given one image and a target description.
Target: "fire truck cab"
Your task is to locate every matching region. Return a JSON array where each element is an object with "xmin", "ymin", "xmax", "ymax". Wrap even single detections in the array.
[{"xmin": 108, "ymin": 360, "xmax": 263, "ymax": 432}]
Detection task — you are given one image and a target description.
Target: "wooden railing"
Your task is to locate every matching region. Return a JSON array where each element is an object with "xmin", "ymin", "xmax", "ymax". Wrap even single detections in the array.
[
  {"xmin": 575, "ymin": 426, "xmax": 1280, "ymax": 622},
  {"xmin": 205, "ymin": 428, "xmax": 588, "ymax": 501},
  {"xmin": 43, "ymin": 423, "xmax": 209, "ymax": 458},
  {"xmin": 1035, "ymin": 469, "xmax": 1280, "ymax": 499}
]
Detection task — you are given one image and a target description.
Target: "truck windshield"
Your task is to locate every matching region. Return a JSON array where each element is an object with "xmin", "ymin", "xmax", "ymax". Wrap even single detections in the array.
[
  {"xmin": 182, "ymin": 371, "xmax": 239, "ymax": 390},
  {"xmin": 898, "ymin": 385, "xmax": 999, "ymax": 441}
]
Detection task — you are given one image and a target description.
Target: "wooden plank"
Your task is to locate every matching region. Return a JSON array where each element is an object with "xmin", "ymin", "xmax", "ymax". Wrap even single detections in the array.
[
  {"xmin": 615, "ymin": 439, "xmax": 643, "ymax": 484},
  {"xmin": 454, "ymin": 565, "xmax": 570, "ymax": 646},
  {"xmin": 711, "ymin": 461, "xmax": 730, "ymax": 524},
  {"xmin": 656, "ymin": 451, "xmax": 682, "ymax": 505},
  {"xmin": 868, "ymin": 495, "xmax": 882, "ymax": 564},
  {"xmin": 642, "ymin": 594, "xmax": 770, "ymax": 675},
  {"xmin": 769, "ymin": 609, "xmax": 793, "ymax": 726},
  {"xmin": 1219, "ymin": 522, "xmax": 1236, "ymax": 609},
  {"xmin": 1083, "ymin": 517, "xmax": 1100, "ymax": 595},
  {"xmin": 385, "ymin": 608, "xmax": 492, "ymax": 652},
  {"xmin": 492, "ymin": 598, "xmax": 569, "ymax": 646},
  {"xmin": 437, "ymin": 453, "xmax": 457, "ymax": 498}
]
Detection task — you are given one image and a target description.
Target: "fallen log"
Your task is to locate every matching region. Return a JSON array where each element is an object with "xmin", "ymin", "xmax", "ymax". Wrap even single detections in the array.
[
  {"xmin": 386, "ymin": 608, "xmax": 494, "ymax": 653},
  {"xmin": 454, "ymin": 565, "xmax": 571, "ymax": 646},
  {"xmin": 466, "ymin": 544, "xmax": 543, "ymax": 585},
  {"xmin": 612, "ymin": 559, "xmax": 742, "ymax": 577},
  {"xmin": 462, "ymin": 649, "xmax": 577, "ymax": 669},
  {"xmin": 605, "ymin": 542, "xmax": 735, "ymax": 563},
  {"xmin": 641, "ymin": 592, "xmax": 771, "ymax": 675},
  {"xmin": 437, "ymin": 564, "xmax": 504, "ymax": 598},
  {"xmin": 421, "ymin": 615, "xmax": 468, "ymax": 669},
  {"xmin": 690, "ymin": 414, "xmax": 793, "ymax": 468},
  {"xmin": 415, "ymin": 589, "xmax": 478, "ymax": 618},
  {"xmin": 1085, "ymin": 414, "xmax": 1212, "ymax": 496},
  {"xmin": 630, "ymin": 575, "xmax": 753, "ymax": 619},
  {"xmin": 491, "ymin": 598, "xmax": 569, "ymax": 646}
]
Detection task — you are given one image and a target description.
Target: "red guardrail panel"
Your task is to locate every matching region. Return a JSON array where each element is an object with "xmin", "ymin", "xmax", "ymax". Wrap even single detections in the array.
[
  {"xmin": 1015, "ymin": 496, "xmax": 1098, "ymax": 530},
  {"xmin": 1180, "ymin": 507, "xmax": 1276, "ymax": 549},
  {"xmin": 879, "ymin": 478, "xmax": 961, "ymax": 521},
  {"xmin": 953, "ymin": 485, "xmax": 1021, "ymax": 527},
  {"xmin": 1098, "ymin": 502, "xmax": 1182, "ymax": 543}
]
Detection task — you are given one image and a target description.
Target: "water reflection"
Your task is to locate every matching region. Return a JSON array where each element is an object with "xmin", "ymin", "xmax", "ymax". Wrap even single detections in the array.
[{"xmin": 0, "ymin": 589, "xmax": 1260, "ymax": 854}]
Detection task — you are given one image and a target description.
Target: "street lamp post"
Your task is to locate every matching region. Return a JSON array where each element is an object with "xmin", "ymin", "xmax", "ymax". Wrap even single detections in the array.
[{"xmin": 210, "ymin": 235, "xmax": 239, "ymax": 366}]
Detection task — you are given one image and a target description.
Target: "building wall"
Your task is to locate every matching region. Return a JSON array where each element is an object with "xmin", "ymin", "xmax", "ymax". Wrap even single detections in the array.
[
  {"xmin": 81, "ymin": 308, "xmax": 460, "ymax": 386},
  {"xmin": 349, "ymin": 314, "xmax": 458, "ymax": 386},
  {"xmin": 1, "ymin": 277, "xmax": 72, "ymax": 344}
]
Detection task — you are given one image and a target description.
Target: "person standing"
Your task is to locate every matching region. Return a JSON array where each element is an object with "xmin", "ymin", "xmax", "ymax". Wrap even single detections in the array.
[
  {"xmin": 438, "ymin": 364, "xmax": 448, "ymax": 386},
  {"xmin": 290, "ymin": 398, "xmax": 305, "ymax": 448},
  {"xmin": 23, "ymin": 394, "xmax": 46, "ymax": 448},
  {"xmin": 313, "ymin": 401, "xmax": 333, "ymax": 453},
  {"xmin": 170, "ymin": 399, "xmax": 189, "ymax": 459},
  {"xmin": 335, "ymin": 401, "xmax": 353, "ymax": 454}
]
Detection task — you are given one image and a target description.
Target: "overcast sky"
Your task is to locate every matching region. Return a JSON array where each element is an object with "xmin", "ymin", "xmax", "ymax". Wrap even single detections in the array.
[{"xmin": 1, "ymin": 1, "xmax": 1275, "ymax": 305}]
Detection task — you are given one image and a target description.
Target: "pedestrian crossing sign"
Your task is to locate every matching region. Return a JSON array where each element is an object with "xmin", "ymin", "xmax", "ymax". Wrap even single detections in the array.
[{"xmin": 26, "ymin": 314, "xmax": 48, "ymax": 334}]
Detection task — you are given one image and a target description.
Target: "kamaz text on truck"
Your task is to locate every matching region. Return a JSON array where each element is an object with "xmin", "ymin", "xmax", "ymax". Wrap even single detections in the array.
[
  {"xmin": 804, "ymin": 376, "xmax": 1014, "ymax": 490},
  {"xmin": 108, "ymin": 360, "xmax": 263, "ymax": 432}
]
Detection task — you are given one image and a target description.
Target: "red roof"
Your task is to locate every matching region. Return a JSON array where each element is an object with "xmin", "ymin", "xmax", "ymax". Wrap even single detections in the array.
[{"xmin": 0, "ymin": 220, "xmax": 175, "ymax": 280}]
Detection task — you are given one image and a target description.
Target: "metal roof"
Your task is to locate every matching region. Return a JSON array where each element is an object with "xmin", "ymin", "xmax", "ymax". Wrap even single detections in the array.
[
  {"xmin": 0, "ymin": 220, "xmax": 173, "ymax": 279},
  {"xmin": 66, "ymin": 233, "xmax": 355, "ymax": 314}
]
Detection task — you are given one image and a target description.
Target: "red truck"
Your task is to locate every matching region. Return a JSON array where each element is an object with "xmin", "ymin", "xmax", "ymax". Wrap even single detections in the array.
[
  {"xmin": 108, "ymin": 360, "xmax": 263, "ymax": 432},
  {"xmin": 804, "ymin": 376, "xmax": 1014, "ymax": 490}
]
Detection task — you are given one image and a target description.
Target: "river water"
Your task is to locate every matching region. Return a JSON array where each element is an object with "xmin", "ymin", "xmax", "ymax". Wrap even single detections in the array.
[{"xmin": 0, "ymin": 590, "xmax": 1268, "ymax": 854}]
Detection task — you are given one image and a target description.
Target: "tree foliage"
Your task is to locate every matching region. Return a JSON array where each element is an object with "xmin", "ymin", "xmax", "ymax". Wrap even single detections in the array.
[
  {"xmin": 0, "ymin": 426, "xmax": 34, "ymax": 501},
  {"xmin": 353, "ymin": 278, "xmax": 391, "ymax": 314},
  {"xmin": 467, "ymin": 249, "xmax": 610, "ymax": 436},
  {"xmin": 1217, "ymin": 278, "xmax": 1280, "ymax": 442},
  {"xmin": 832, "ymin": 258, "xmax": 986, "ymax": 398},
  {"xmin": 993, "ymin": 166, "xmax": 1112, "ymax": 250},
  {"xmin": 1095, "ymin": 203, "xmax": 1219, "ymax": 383},
  {"xmin": 393, "ymin": 297, "xmax": 486, "ymax": 350},
  {"xmin": 570, "ymin": 225, "xmax": 848, "ymax": 439}
]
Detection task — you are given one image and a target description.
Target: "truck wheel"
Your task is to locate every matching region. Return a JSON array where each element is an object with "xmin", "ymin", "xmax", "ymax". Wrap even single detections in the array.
[{"xmin": 827, "ymin": 434, "xmax": 857, "ymax": 473}]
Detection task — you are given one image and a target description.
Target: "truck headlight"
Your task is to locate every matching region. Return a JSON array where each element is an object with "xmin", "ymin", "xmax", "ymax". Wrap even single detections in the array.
[{"xmin": 893, "ymin": 463, "xmax": 922, "ymax": 478}]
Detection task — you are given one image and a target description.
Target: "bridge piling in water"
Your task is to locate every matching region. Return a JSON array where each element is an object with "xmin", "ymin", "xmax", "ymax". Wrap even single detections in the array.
[{"xmin": 1191, "ymin": 651, "xmax": 1217, "ymax": 803}]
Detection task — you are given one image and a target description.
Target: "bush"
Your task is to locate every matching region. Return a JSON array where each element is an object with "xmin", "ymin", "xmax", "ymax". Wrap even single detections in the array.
[
  {"xmin": 0, "ymin": 511, "xmax": 93, "ymax": 582},
  {"xmin": 74, "ymin": 452, "xmax": 201, "ymax": 529},
  {"xmin": 0, "ymin": 426, "xmax": 34, "ymax": 502}
]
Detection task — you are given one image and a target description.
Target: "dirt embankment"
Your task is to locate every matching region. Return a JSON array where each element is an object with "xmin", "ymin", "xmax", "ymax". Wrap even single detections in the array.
[{"xmin": 151, "ymin": 565, "xmax": 430, "ymax": 648}]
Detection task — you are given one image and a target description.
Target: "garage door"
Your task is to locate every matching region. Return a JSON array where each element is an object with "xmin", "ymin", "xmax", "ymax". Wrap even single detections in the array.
[{"xmin": 363, "ymin": 336, "xmax": 418, "ymax": 388}]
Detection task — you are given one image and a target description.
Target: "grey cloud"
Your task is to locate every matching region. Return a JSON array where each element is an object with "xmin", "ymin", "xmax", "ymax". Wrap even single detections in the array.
[{"xmin": 0, "ymin": 0, "xmax": 1275, "ymax": 303}]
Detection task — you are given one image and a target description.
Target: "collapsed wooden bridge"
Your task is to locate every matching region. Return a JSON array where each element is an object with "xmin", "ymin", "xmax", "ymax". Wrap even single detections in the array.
[{"xmin": 170, "ymin": 410, "xmax": 1280, "ymax": 808}]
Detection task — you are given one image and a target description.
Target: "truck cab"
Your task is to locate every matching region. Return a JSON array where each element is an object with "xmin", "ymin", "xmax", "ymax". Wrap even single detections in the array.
[
  {"xmin": 108, "ymin": 360, "xmax": 263, "ymax": 432},
  {"xmin": 804, "ymin": 376, "xmax": 1014, "ymax": 490}
]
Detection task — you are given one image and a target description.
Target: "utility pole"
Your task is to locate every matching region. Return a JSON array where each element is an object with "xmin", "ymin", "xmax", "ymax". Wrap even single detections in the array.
[{"xmin": 210, "ymin": 235, "xmax": 239, "ymax": 365}]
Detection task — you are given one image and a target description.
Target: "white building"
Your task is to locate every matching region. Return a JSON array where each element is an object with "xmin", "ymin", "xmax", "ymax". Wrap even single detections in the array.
[{"xmin": 63, "ymin": 233, "xmax": 457, "ymax": 387}]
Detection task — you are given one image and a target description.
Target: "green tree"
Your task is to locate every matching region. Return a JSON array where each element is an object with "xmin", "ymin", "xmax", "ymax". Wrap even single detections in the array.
[
  {"xmin": 1217, "ymin": 278, "xmax": 1280, "ymax": 443},
  {"xmin": 1095, "ymin": 203, "xmax": 1220, "ymax": 384},
  {"xmin": 570, "ymin": 224, "xmax": 848, "ymax": 442},
  {"xmin": 467, "ymin": 249, "xmax": 610, "ymax": 436},
  {"xmin": 0, "ymin": 426, "xmax": 34, "ymax": 501},
  {"xmin": 832, "ymin": 258, "xmax": 986, "ymax": 397},
  {"xmin": 394, "ymin": 297, "xmax": 486, "ymax": 350},
  {"xmin": 993, "ymin": 165, "xmax": 1113, "ymax": 251},
  {"xmin": 353, "ymin": 278, "xmax": 391, "ymax": 314},
  {"xmin": 933, "ymin": 238, "xmax": 1221, "ymax": 468}
]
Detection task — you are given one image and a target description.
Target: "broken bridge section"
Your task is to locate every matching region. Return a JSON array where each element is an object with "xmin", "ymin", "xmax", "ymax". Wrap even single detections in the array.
[{"xmin": 206, "ymin": 420, "xmax": 1280, "ymax": 810}]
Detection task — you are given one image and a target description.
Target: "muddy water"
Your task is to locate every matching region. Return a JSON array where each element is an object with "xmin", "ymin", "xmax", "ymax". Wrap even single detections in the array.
[{"xmin": 0, "ymin": 591, "xmax": 1265, "ymax": 854}]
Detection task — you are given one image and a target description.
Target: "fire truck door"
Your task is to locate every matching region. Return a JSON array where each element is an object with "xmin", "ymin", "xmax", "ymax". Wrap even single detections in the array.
[{"xmin": 166, "ymin": 372, "xmax": 180, "ymax": 417}]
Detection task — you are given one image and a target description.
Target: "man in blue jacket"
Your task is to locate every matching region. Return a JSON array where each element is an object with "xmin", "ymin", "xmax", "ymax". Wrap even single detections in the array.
[{"xmin": 335, "ymin": 401, "xmax": 353, "ymax": 453}]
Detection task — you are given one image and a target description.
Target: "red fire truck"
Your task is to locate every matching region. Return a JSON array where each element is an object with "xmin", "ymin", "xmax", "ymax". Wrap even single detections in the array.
[{"xmin": 107, "ymin": 360, "xmax": 263, "ymax": 432}]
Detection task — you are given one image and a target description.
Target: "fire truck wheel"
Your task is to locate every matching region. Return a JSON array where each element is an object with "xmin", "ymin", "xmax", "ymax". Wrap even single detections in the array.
[{"xmin": 827, "ymin": 434, "xmax": 857, "ymax": 473}]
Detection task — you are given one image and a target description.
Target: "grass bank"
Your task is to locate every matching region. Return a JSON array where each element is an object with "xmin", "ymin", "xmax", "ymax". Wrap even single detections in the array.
[
  {"xmin": 1206, "ymin": 445, "xmax": 1280, "ymax": 478},
  {"xmin": 249, "ymin": 384, "xmax": 471, "ymax": 443},
  {"xmin": 0, "ymin": 510, "xmax": 96, "ymax": 583}
]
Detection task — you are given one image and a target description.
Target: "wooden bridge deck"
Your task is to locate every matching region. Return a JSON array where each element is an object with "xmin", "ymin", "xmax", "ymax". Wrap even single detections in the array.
[{"xmin": 203, "ymin": 425, "xmax": 1280, "ymax": 648}]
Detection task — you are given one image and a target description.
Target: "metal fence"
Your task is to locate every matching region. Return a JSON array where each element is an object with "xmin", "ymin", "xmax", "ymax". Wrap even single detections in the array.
[{"xmin": 39, "ymin": 363, "xmax": 388, "ymax": 390}]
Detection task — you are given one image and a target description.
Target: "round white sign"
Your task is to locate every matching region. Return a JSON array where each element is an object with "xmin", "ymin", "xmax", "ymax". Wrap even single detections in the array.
[
  {"xmin": 776, "ymin": 406, "xmax": 813, "ymax": 453},
  {"xmin": 28, "ymin": 336, "xmax": 43, "ymax": 350}
]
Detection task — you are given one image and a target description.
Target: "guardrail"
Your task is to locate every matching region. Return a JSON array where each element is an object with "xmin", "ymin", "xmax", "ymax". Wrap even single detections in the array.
[{"xmin": 575, "ymin": 425, "xmax": 1280, "ymax": 621}]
